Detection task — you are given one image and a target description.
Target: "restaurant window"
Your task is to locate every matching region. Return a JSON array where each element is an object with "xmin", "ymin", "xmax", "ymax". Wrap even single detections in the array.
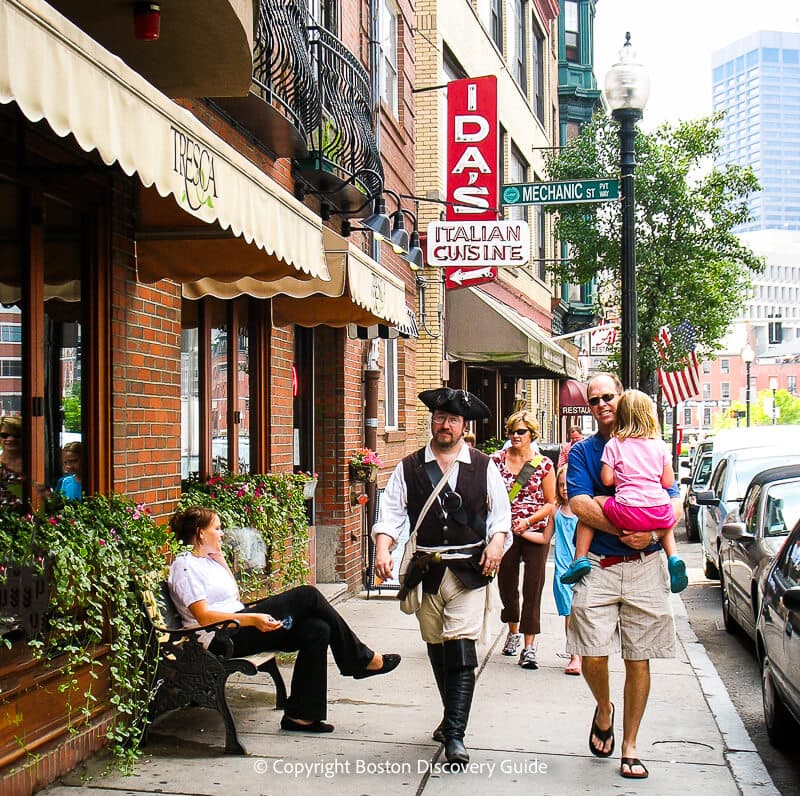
[
  {"xmin": 491, "ymin": 0, "xmax": 503, "ymax": 50},
  {"xmin": 0, "ymin": 180, "xmax": 91, "ymax": 505},
  {"xmin": 703, "ymin": 407, "xmax": 712, "ymax": 426},
  {"xmin": 182, "ymin": 298, "xmax": 252, "ymax": 480}
]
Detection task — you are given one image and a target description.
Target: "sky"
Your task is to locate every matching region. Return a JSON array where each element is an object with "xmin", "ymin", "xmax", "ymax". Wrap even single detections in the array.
[{"xmin": 593, "ymin": 0, "xmax": 800, "ymax": 130}]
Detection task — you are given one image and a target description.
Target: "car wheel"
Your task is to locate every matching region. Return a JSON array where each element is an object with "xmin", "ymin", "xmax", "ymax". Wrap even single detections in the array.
[
  {"xmin": 719, "ymin": 570, "xmax": 736, "ymax": 633},
  {"xmin": 703, "ymin": 554, "xmax": 719, "ymax": 580},
  {"xmin": 762, "ymin": 653, "xmax": 796, "ymax": 745}
]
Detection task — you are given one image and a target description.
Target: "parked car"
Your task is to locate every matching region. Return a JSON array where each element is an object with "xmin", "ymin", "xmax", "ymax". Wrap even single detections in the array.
[
  {"xmin": 756, "ymin": 518, "xmax": 800, "ymax": 744},
  {"xmin": 695, "ymin": 447, "xmax": 800, "ymax": 579},
  {"xmin": 681, "ymin": 451, "xmax": 713, "ymax": 542},
  {"xmin": 719, "ymin": 465, "xmax": 800, "ymax": 638}
]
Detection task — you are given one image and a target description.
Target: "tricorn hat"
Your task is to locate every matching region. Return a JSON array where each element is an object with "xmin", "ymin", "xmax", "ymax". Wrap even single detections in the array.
[{"xmin": 419, "ymin": 388, "xmax": 490, "ymax": 421}]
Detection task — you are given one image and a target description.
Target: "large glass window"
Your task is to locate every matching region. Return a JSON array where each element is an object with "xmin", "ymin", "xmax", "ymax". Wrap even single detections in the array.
[{"xmin": 182, "ymin": 299, "xmax": 252, "ymax": 479}]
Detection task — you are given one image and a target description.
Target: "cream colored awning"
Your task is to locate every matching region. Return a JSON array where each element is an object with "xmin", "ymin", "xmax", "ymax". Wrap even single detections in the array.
[
  {"xmin": 447, "ymin": 287, "xmax": 580, "ymax": 379},
  {"xmin": 272, "ymin": 229, "xmax": 407, "ymax": 328},
  {"xmin": 0, "ymin": 0, "xmax": 328, "ymax": 283}
]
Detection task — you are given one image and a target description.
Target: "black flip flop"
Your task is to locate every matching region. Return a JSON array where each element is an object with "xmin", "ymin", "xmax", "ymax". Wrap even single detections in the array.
[
  {"xmin": 588, "ymin": 703, "xmax": 615, "ymax": 758},
  {"xmin": 620, "ymin": 757, "xmax": 649, "ymax": 779}
]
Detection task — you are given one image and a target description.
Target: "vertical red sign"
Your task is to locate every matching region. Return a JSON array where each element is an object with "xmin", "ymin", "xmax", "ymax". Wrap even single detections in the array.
[{"xmin": 446, "ymin": 76, "xmax": 499, "ymax": 223}]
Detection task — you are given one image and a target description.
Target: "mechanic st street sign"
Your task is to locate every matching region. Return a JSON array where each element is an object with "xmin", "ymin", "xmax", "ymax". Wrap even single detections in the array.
[{"xmin": 501, "ymin": 179, "xmax": 620, "ymax": 206}]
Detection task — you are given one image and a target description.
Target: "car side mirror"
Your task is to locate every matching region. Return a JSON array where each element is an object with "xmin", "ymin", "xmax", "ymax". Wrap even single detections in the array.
[
  {"xmin": 721, "ymin": 521, "xmax": 750, "ymax": 542},
  {"xmin": 782, "ymin": 586, "xmax": 800, "ymax": 612},
  {"xmin": 695, "ymin": 490, "xmax": 719, "ymax": 507}
]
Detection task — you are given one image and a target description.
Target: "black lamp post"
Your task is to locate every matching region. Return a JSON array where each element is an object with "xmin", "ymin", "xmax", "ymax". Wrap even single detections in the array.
[
  {"xmin": 741, "ymin": 343, "xmax": 754, "ymax": 427},
  {"xmin": 605, "ymin": 33, "xmax": 650, "ymax": 390}
]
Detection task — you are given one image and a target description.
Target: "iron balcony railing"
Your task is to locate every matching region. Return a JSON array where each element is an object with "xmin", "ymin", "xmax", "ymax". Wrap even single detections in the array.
[
  {"xmin": 251, "ymin": 0, "xmax": 319, "ymax": 149},
  {"xmin": 304, "ymin": 24, "xmax": 383, "ymax": 204}
]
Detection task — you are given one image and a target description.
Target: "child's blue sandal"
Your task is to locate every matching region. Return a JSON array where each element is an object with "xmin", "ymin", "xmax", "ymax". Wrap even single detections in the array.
[
  {"xmin": 560, "ymin": 556, "xmax": 591, "ymax": 584},
  {"xmin": 668, "ymin": 555, "xmax": 688, "ymax": 593}
]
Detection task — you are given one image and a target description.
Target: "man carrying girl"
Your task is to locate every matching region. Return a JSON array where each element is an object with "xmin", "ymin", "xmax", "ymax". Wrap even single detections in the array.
[{"xmin": 561, "ymin": 389, "xmax": 688, "ymax": 594}]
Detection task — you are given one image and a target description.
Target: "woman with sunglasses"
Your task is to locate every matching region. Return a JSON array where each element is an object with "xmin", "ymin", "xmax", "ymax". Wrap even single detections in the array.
[
  {"xmin": 492, "ymin": 411, "xmax": 556, "ymax": 669},
  {"xmin": 0, "ymin": 416, "xmax": 23, "ymax": 499}
]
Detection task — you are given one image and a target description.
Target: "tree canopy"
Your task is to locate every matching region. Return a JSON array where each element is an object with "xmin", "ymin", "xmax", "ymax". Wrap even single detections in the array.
[{"xmin": 545, "ymin": 112, "xmax": 763, "ymax": 395}]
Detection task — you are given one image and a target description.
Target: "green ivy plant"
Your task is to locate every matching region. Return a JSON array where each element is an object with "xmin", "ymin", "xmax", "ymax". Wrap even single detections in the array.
[
  {"xmin": 0, "ymin": 493, "xmax": 176, "ymax": 771},
  {"xmin": 180, "ymin": 472, "xmax": 311, "ymax": 597}
]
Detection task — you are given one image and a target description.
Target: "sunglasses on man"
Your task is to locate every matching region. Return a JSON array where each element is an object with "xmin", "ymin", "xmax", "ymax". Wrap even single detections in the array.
[{"xmin": 587, "ymin": 393, "xmax": 618, "ymax": 407}]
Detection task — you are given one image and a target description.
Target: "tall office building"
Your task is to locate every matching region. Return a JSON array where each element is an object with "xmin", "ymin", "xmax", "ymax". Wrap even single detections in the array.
[{"xmin": 711, "ymin": 31, "xmax": 800, "ymax": 232}]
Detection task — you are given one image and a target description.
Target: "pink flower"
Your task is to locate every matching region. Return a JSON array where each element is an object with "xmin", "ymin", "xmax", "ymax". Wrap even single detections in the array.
[{"xmin": 98, "ymin": 539, "xmax": 105, "ymax": 546}]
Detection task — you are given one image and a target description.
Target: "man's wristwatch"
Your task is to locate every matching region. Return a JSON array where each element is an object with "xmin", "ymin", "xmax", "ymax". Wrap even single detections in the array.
[{"xmin": 651, "ymin": 531, "xmax": 659, "ymax": 544}]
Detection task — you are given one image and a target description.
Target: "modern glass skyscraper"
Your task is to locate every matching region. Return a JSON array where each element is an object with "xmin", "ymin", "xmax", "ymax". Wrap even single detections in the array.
[{"xmin": 712, "ymin": 31, "xmax": 800, "ymax": 232}]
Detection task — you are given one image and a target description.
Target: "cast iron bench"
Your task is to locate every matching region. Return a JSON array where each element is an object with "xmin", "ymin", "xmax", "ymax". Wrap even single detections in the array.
[{"xmin": 142, "ymin": 581, "xmax": 288, "ymax": 754}]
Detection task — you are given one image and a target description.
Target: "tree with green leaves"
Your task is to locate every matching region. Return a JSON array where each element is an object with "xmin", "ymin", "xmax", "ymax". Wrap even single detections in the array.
[{"xmin": 545, "ymin": 112, "xmax": 763, "ymax": 398}]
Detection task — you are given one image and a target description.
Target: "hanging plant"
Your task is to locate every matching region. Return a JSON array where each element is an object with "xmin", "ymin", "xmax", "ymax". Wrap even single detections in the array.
[
  {"xmin": 0, "ymin": 493, "xmax": 176, "ymax": 771},
  {"xmin": 180, "ymin": 472, "xmax": 310, "ymax": 598}
]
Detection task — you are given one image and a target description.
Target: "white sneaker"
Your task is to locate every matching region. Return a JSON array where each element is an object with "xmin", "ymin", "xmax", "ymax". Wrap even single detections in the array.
[
  {"xmin": 502, "ymin": 632, "xmax": 522, "ymax": 656},
  {"xmin": 519, "ymin": 646, "xmax": 538, "ymax": 669}
]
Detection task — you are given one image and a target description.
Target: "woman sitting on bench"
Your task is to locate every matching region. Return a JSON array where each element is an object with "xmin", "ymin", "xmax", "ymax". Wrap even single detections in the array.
[{"xmin": 168, "ymin": 506, "xmax": 401, "ymax": 733}]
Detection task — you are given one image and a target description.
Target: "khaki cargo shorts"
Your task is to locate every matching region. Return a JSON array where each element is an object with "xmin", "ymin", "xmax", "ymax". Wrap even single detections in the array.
[{"xmin": 566, "ymin": 550, "xmax": 676, "ymax": 660}]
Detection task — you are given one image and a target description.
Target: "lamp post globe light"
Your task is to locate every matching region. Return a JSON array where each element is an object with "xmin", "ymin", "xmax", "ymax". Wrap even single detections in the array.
[
  {"xmin": 605, "ymin": 33, "xmax": 650, "ymax": 390},
  {"xmin": 741, "ymin": 343, "xmax": 754, "ymax": 427},
  {"xmin": 769, "ymin": 376, "xmax": 779, "ymax": 425}
]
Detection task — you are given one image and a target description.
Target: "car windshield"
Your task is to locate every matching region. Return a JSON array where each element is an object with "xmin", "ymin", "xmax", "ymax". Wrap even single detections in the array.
[
  {"xmin": 730, "ymin": 455, "xmax": 800, "ymax": 501},
  {"xmin": 763, "ymin": 481, "xmax": 800, "ymax": 538}
]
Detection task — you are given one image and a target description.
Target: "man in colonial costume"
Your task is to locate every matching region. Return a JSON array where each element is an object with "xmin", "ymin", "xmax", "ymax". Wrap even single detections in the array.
[{"xmin": 373, "ymin": 389, "xmax": 511, "ymax": 768}]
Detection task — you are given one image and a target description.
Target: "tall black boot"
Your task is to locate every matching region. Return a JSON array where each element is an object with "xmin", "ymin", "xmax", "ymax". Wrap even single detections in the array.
[
  {"xmin": 427, "ymin": 643, "xmax": 446, "ymax": 743},
  {"xmin": 442, "ymin": 638, "xmax": 477, "ymax": 768}
]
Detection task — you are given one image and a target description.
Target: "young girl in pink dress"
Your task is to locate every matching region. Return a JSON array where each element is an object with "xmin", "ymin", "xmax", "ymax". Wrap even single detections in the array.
[{"xmin": 560, "ymin": 389, "xmax": 688, "ymax": 593}]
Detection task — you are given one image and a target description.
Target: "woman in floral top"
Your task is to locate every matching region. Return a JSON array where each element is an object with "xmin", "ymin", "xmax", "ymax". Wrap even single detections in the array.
[{"xmin": 492, "ymin": 411, "xmax": 556, "ymax": 669}]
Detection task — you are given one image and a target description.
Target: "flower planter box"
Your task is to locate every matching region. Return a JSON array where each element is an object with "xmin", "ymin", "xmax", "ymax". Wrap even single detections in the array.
[
  {"xmin": 302, "ymin": 479, "xmax": 318, "ymax": 500},
  {"xmin": 0, "ymin": 643, "xmax": 112, "ymax": 784},
  {"xmin": 349, "ymin": 464, "xmax": 377, "ymax": 483}
]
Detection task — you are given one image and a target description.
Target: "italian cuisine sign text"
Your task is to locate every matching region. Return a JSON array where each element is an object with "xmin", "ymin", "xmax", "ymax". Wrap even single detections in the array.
[{"xmin": 426, "ymin": 221, "xmax": 530, "ymax": 267}]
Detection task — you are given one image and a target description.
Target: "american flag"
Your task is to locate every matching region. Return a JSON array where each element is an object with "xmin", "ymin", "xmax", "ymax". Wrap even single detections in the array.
[{"xmin": 656, "ymin": 321, "xmax": 701, "ymax": 406}]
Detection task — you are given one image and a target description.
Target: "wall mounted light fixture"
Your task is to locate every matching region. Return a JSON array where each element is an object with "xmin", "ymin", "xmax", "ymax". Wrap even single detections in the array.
[{"xmin": 133, "ymin": 2, "xmax": 161, "ymax": 41}]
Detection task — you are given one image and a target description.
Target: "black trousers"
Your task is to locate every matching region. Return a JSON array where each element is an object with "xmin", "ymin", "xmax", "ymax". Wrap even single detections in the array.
[{"xmin": 209, "ymin": 585, "xmax": 374, "ymax": 721}]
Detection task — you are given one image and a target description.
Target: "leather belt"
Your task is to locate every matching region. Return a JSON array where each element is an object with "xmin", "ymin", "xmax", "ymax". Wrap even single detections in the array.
[{"xmin": 598, "ymin": 549, "xmax": 658, "ymax": 569}]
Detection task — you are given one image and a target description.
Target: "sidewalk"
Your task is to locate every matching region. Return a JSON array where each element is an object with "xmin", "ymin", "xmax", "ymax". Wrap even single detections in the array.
[{"xmin": 45, "ymin": 562, "xmax": 779, "ymax": 796}]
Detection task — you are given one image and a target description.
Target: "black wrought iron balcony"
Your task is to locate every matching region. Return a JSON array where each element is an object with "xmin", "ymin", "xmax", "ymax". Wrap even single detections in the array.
[
  {"xmin": 212, "ymin": 0, "xmax": 319, "ymax": 158},
  {"xmin": 295, "ymin": 25, "xmax": 383, "ymax": 215}
]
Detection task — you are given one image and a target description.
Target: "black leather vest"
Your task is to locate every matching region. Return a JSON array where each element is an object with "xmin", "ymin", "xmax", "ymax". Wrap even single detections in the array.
[{"xmin": 402, "ymin": 446, "xmax": 490, "ymax": 591}]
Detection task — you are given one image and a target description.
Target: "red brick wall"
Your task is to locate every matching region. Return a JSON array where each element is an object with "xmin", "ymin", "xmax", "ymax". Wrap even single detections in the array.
[{"xmin": 110, "ymin": 175, "xmax": 182, "ymax": 520}]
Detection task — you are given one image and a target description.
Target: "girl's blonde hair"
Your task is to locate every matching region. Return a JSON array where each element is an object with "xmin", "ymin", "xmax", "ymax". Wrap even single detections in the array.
[
  {"xmin": 504, "ymin": 410, "xmax": 540, "ymax": 440},
  {"xmin": 555, "ymin": 464, "xmax": 569, "ymax": 506},
  {"xmin": 614, "ymin": 389, "xmax": 660, "ymax": 440}
]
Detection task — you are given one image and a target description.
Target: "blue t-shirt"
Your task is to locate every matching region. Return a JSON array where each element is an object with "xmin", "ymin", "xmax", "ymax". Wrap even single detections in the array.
[
  {"xmin": 566, "ymin": 433, "xmax": 678, "ymax": 556},
  {"xmin": 56, "ymin": 474, "xmax": 82, "ymax": 501}
]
